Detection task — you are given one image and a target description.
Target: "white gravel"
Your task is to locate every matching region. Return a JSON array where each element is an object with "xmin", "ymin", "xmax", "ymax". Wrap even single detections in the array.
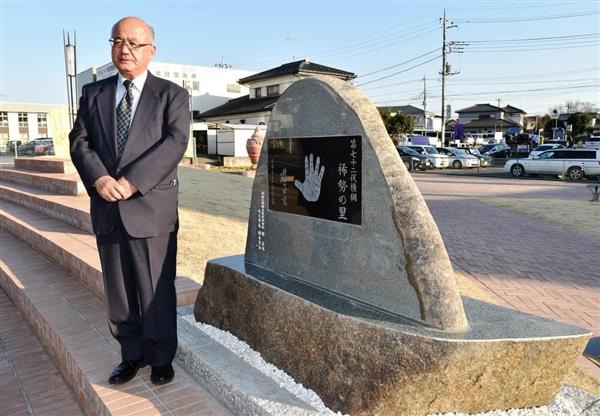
[{"xmin": 183, "ymin": 315, "xmax": 599, "ymax": 416}]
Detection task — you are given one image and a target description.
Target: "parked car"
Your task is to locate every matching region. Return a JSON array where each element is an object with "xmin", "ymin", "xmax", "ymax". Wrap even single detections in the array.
[
  {"xmin": 396, "ymin": 146, "xmax": 433, "ymax": 171},
  {"xmin": 478, "ymin": 143, "xmax": 509, "ymax": 156},
  {"xmin": 7, "ymin": 140, "xmax": 22, "ymax": 153},
  {"xmin": 528, "ymin": 143, "xmax": 564, "ymax": 158},
  {"xmin": 504, "ymin": 149, "xmax": 600, "ymax": 180},
  {"xmin": 406, "ymin": 145, "xmax": 450, "ymax": 168},
  {"xmin": 585, "ymin": 136, "xmax": 600, "ymax": 149},
  {"xmin": 479, "ymin": 143, "xmax": 512, "ymax": 162},
  {"xmin": 17, "ymin": 138, "xmax": 53, "ymax": 156},
  {"xmin": 463, "ymin": 147, "xmax": 492, "ymax": 167},
  {"xmin": 435, "ymin": 147, "xmax": 480, "ymax": 169}
]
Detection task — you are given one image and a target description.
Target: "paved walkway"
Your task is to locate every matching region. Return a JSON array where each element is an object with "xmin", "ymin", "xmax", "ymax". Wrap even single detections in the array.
[
  {"xmin": 0, "ymin": 290, "xmax": 83, "ymax": 416},
  {"xmin": 414, "ymin": 175, "xmax": 600, "ymax": 377}
]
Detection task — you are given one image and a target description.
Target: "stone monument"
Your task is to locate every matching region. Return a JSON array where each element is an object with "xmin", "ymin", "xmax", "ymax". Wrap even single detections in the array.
[{"xmin": 195, "ymin": 76, "xmax": 591, "ymax": 415}]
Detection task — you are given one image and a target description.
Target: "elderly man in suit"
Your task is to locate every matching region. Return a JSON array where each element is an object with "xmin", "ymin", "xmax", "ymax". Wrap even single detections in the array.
[{"xmin": 70, "ymin": 16, "xmax": 189, "ymax": 385}]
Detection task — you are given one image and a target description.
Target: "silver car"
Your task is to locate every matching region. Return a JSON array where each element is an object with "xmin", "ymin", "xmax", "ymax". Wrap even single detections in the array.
[
  {"xmin": 436, "ymin": 147, "xmax": 480, "ymax": 169},
  {"xmin": 464, "ymin": 148, "xmax": 492, "ymax": 167}
]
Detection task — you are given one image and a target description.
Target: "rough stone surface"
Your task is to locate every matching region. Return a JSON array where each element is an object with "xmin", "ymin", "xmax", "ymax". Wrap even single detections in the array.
[
  {"xmin": 195, "ymin": 257, "xmax": 591, "ymax": 416},
  {"xmin": 244, "ymin": 76, "xmax": 466, "ymax": 330},
  {"xmin": 176, "ymin": 312, "xmax": 326, "ymax": 416}
]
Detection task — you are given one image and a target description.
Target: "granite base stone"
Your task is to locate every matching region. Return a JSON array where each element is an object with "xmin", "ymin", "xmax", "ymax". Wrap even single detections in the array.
[
  {"xmin": 176, "ymin": 308, "xmax": 328, "ymax": 416},
  {"xmin": 195, "ymin": 256, "xmax": 591, "ymax": 416}
]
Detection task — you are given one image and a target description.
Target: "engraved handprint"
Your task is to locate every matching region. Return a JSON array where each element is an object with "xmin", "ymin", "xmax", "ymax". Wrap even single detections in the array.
[{"xmin": 294, "ymin": 153, "xmax": 325, "ymax": 202}]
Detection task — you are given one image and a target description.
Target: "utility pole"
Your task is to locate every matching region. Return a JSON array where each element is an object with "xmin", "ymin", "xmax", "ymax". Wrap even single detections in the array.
[
  {"xmin": 422, "ymin": 76, "xmax": 427, "ymax": 135},
  {"xmin": 440, "ymin": 10, "xmax": 462, "ymax": 146},
  {"xmin": 497, "ymin": 98, "xmax": 503, "ymax": 139}
]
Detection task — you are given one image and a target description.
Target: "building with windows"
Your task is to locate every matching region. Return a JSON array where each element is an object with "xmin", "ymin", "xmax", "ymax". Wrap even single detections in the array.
[
  {"xmin": 197, "ymin": 60, "xmax": 356, "ymax": 155},
  {"xmin": 456, "ymin": 104, "xmax": 526, "ymax": 136},
  {"xmin": 77, "ymin": 62, "xmax": 254, "ymax": 116},
  {"xmin": 0, "ymin": 103, "xmax": 68, "ymax": 152},
  {"xmin": 198, "ymin": 59, "xmax": 356, "ymax": 126},
  {"xmin": 377, "ymin": 105, "xmax": 442, "ymax": 133},
  {"xmin": 77, "ymin": 61, "xmax": 255, "ymax": 157}
]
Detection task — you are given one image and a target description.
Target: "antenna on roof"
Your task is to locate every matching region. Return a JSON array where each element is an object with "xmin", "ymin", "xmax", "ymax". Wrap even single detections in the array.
[
  {"xmin": 286, "ymin": 37, "xmax": 296, "ymax": 60},
  {"xmin": 215, "ymin": 56, "xmax": 231, "ymax": 69}
]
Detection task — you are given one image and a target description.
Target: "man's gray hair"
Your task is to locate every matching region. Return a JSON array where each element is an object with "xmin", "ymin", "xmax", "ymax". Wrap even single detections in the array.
[{"xmin": 111, "ymin": 17, "xmax": 155, "ymax": 42}]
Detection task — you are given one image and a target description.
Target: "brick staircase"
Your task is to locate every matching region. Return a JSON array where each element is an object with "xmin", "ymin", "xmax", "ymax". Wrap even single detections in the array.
[{"xmin": 0, "ymin": 157, "xmax": 232, "ymax": 416}]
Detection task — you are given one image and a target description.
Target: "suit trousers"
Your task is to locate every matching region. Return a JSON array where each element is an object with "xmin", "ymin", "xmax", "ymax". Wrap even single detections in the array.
[{"xmin": 96, "ymin": 214, "xmax": 178, "ymax": 366}]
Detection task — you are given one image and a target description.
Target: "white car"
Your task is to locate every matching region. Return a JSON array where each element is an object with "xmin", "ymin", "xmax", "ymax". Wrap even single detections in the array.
[
  {"xmin": 585, "ymin": 136, "xmax": 600, "ymax": 149},
  {"xmin": 528, "ymin": 143, "xmax": 564, "ymax": 158},
  {"xmin": 505, "ymin": 149, "xmax": 600, "ymax": 180},
  {"xmin": 407, "ymin": 145, "xmax": 450, "ymax": 168},
  {"xmin": 436, "ymin": 147, "xmax": 480, "ymax": 169}
]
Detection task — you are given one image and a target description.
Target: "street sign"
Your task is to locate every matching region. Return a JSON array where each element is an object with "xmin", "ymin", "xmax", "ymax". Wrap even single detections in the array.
[
  {"xmin": 553, "ymin": 128, "xmax": 565, "ymax": 140},
  {"xmin": 551, "ymin": 109, "xmax": 560, "ymax": 119}
]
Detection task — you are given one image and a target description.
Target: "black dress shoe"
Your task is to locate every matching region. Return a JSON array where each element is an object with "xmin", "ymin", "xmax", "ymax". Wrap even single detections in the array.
[
  {"xmin": 108, "ymin": 359, "xmax": 145, "ymax": 385},
  {"xmin": 150, "ymin": 364, "xmax": 174, "ymax": 385}
]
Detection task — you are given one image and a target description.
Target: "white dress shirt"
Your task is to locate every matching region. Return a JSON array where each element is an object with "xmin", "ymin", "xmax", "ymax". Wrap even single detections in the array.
[{"xmin": 116, "ymin": 71, "xmax": 148, "ymax": 127}]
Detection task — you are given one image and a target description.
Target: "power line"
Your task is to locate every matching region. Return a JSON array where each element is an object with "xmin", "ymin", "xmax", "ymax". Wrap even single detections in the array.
[
  {"xmin": 461, "ymin": 32, "xmax": 598, "ymax": 43},
  {"xmin": 447, "ymin": 77, "xmax": 600, "ymax": 86},
  {"xmin": 355, "ymin": 55, "xmax": 441, "ymax": 87},
  {"xmin": 431, "ymin": 66, "xmax": 599, "ymax": 81},
  {"xmin": 455, "ymin": 11, "xmax": 599, "ymax": 23},
  {"xmin": 372, "ymin": 84, "xmax": 599, "ymax": 104},
  {"xmin": 357, "ymin": 48, "xmax": 439, "ymax": 78},
  {"xmin": 466, "ymin": 42, "xmax": 600, "ymax": 53}
]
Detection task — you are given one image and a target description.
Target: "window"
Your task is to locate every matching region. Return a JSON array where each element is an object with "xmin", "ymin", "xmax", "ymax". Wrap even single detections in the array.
[
  {"xmin": 183, "ymin": 80, "xmax": 191, "ymax": 90},
  {"xmin": 37, "ymin": 114, "xmax": 47, "ymax": 128},
  {"xmin": 0, "ymin": 112, "xmax": 7, "ymax": 127},
  {"xmin": 254, "ymin": 87, "xmax": 262, "ymax": 98},
  {"xmin": 164, "ymin": 71, "xmax": 170, "ymax": 77},
  {"xmin": 156, "ymin": 70, "xmax": 161, "ymax": 76},
  {"xmin": 191, "ymin": 73, "xmax": 196, "ymax": 79},
  {"xmin": 266, "ymin": 85, "xmax": 279, "ymax": 97},
  {"xmin": 183, "ymin": 73, "xmax": 188, "ymax": 79},
  {"xmin": 227, "ymin": 83, "xmax": 241, "ymax": 93},
  {"xmin": 18, "ymin": 113, "xmax": 27, "ymax": 127},
  {"xmin": 192, "ymin": 81, "xmax": 199, "ymax": 91},
  {"xmin": 174, "ymin": 72, "xmax": 179, "ymax": 78}
]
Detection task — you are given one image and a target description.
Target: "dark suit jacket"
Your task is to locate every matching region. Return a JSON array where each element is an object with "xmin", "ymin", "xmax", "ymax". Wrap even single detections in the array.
[{"xmin": 70, "ymin": 72, "xmax": 190, "ymax": 238}]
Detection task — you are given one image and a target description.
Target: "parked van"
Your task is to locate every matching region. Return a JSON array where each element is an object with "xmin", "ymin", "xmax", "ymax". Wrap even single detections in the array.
[
  {"xmin": 585, "ymin": 136, "xmax": 600, "ymax": 149},
  {"xmin": 406, "ymin": 145, "xmax": 450, "ymax": 168},
  {"xmin": 505, "ymin": 149, "xmax": 600, "ymax": 180}
]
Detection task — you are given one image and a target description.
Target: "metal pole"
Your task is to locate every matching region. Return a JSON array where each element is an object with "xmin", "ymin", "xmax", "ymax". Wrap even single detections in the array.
[
  {"xmin": 73, "ymin": 30, "xmax": 78, "ymax": 123},
  {"xmin": 440, "ymin": 9, "xmax": 447, "ymax": 149},
  {"xmin": 422, "ymin": 75, "xmax": 427, "ymax": 136},
  {"xmin": 63, "ymin": 30, "xmax": 73, "ymax": 129}
]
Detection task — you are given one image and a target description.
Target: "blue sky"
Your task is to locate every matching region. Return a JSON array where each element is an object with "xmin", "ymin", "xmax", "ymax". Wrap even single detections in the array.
[{"xmin": 1, "ymin": 0, "xmax": 598, "ymax": 116}]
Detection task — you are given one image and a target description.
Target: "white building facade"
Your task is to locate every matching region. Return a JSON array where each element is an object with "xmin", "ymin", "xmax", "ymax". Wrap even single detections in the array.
[
  {"xmin": 0, "ymin": 103, "xmax": 68, "ymax": 152},
  {"xmin": 78, "ymin": 61, "xmax": 255, "ymax": 115}
]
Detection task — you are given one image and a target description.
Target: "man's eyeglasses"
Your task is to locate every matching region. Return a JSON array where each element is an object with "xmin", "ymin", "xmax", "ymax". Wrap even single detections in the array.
[{"xmin": 109, "ymin": 38, "xmax": 153, "ymax": 50}]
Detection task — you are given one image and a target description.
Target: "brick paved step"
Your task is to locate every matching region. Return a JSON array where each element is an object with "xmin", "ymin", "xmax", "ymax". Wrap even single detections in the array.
[
  {"xmin": 14, "ymin": 157, "xmax": 78, "ymax": 174},
  {"xmin": 0, "ymin": 168, "xmax": 85, "ymax": 196},
  {"xmin": 0, "ymin": 180, "xmax": 92, "ymax": 233},
  {"xmin": 0, "ymin": 199, "xmax": 200, "ymax": 307},
  {"xmin": 0, "ymin": 230, "xmax": 234, "ymax": 416},
  {"xmin": 0, "ymin": 289, "xmax": 84, "ymax": 416}
]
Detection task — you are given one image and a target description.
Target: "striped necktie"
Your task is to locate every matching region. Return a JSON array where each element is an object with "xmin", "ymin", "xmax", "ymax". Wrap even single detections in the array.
[{"xmin": 116, "ymin": 80, "xmax": 133, "ymax": 157}]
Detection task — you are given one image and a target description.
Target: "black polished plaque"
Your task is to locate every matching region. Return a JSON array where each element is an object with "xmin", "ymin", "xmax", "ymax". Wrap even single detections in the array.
[{"xmin": 267, "ymin": 135, "xmax": 362, "ymax": 225}]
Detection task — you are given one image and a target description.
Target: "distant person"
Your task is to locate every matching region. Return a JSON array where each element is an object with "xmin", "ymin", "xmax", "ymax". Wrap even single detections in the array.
[{"xmin": 69, "ymin": 16, "xmax": 189, "ymax": 386}]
